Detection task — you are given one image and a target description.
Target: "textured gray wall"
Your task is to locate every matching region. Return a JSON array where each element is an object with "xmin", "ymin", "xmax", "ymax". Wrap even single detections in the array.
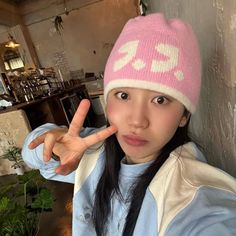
[{"xmin": 149, "ymin": 0, "xmax": 236, "ymax": 177}]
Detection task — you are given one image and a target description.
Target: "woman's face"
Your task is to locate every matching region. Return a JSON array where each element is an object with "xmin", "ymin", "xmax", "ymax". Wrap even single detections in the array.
[{"xmin": 106, "ymin": 87, "xmax": 189, "ymax": 164}]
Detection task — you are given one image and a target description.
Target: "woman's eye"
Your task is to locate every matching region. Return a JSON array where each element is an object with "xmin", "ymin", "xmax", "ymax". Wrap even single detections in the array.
[
  {"xmin": 152, "ymin": 96, "xmax": 169, "ymax": 105},
  {"xmin": 115, "ymin": 92, "xmax": 129, "ymax": 100}
]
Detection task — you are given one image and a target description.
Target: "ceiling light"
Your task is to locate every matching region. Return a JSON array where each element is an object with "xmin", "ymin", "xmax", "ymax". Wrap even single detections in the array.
[{"xmin": 5, "ymin": 34, "xmax": 20, "ymax": 48}]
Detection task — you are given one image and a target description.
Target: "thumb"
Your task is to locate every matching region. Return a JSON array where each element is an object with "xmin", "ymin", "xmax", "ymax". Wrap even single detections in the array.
[{"xmin": 55, "ymin": 161, "xmax": 78, "ymax": 175}]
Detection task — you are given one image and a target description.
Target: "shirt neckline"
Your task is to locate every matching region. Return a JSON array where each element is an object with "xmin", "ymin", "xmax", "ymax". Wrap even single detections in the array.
[{"xmin": 119, "ymin": 157, "xmax": 154, "ymax": 178}]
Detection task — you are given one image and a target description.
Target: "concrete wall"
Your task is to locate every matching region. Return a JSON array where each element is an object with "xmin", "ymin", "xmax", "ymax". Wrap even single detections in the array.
[
  {"xmin": 22, "ymin": 0, "xmax": 138, "ymax": 77},
  {"xmin": 149, "ymin": 0, "xmax": 236, "ymax": 177}
]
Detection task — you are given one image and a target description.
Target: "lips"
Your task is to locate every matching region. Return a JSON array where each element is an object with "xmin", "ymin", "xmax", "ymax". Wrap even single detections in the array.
[{"xmin": 122, "ymin": 135, "xmax": 148, "ymax": 146}]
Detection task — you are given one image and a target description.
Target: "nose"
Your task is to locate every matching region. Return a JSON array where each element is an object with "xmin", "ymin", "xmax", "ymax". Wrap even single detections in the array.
[{"xmin": 127, "ymin": 102, "xmax": 149, "ymax": 129}]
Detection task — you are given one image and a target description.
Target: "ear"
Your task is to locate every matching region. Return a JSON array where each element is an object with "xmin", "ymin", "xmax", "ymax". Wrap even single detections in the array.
[{"xmin": 179, "ymin": 112, "xmax": 191, "ymax": 127}]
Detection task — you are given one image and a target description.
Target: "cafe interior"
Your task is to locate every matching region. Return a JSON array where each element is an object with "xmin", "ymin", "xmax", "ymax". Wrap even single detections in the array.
[
  {"xmin": 1, "ymin": 0, "xmax": 236, "ymax": 235},
  {"xmin": 0, "ymin": 0, "xmax": 147, "ymax": 235},
  {"xmin": 0, "ymin": 0, "xmax": 144, "ymax": 172}
]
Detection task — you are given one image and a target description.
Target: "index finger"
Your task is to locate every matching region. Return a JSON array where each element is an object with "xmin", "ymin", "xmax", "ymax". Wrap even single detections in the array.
[
  {"xmin": 67, "ymin": 99, "xmax": 90, "ymax": 137},
  {"xmin": 83, "ymin": 125, "xmax": 117, "ymax": 148}
]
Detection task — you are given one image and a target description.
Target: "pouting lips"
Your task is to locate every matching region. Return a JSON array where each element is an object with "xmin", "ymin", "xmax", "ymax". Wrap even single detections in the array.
[{"xmin": 122, "ymin": 135, "xmax": 148, "ymax": 146}]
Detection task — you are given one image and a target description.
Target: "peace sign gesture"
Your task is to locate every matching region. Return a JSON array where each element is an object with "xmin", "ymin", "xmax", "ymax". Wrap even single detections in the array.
[{"xmin": 28, "ymin": 99, "xmax": 117, "ymax": 175}]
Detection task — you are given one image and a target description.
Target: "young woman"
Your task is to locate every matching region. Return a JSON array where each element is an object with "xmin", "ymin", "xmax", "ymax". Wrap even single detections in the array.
[{"xmin": 22, "ymin": 13, "xmax": 236, "ymax": 236}]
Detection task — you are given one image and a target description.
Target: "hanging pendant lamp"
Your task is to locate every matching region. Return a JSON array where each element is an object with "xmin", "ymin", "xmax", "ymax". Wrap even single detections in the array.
[{"xmin": 5, "ymin": 34, "xmax": 20, "ymax": 48}]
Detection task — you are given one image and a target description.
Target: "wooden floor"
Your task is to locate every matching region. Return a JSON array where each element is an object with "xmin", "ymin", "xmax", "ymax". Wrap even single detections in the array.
[{"xmin": 38, "ymin": 180, "xmax": 73, "ymax": 236}]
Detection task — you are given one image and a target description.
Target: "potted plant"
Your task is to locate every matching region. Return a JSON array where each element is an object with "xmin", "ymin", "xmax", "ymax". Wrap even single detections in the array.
[
  {"xmin": 0, "ymin": 146, "xmax": 25, "ymax": 175},
  {"xmin": 0, "ymin": 170, "xmax": 54, "ymax": 236}
]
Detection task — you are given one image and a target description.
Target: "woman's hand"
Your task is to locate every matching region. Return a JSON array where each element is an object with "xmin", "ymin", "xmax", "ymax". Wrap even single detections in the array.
[{"xmin": 28, "ymin": 99, "xmax": 117, "ymax": 175}]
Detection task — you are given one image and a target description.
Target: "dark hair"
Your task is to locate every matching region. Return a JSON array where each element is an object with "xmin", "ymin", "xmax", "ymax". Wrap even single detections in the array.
[{"xmin": 92, "ymin": 116, "xmax": 191, "ymax": 236}]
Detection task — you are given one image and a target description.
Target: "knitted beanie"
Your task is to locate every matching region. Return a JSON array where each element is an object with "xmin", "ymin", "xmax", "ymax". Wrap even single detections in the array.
[{"xmin": 104, "ymin": 13, "xmax": 201, "ymax": 114}]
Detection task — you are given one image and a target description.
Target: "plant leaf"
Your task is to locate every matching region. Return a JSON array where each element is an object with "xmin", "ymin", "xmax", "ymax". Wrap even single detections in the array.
[
  {"xmin": 0, "ymin": 197, "xmax": 10, "ymax": 212},
  {"xmin": 31, "ymin": 188, "xmax": 54, "ymax": 210}
]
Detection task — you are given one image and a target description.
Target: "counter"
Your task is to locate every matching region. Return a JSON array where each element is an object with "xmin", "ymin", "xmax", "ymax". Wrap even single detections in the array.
[{"xmin": 0, "ymin": 85, "xmax": 96, "ymax": 129}]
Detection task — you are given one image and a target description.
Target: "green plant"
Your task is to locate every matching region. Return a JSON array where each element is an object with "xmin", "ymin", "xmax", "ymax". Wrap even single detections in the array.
[
  {"xmin": 0, "ymin": 170, "xmax": 54, "ymax": 236},
  {"xmin": 0, "ymin": 146, "xmax": 24, "ymax": 169}
]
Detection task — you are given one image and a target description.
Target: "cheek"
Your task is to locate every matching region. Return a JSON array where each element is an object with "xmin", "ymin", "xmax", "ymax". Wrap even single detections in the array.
[
  {"xmin": 106, "ymin": 103, "xmax": 121, "ymax": 126},
  {"xmin": 165, "ymin": 114, "xmax": 182, "ymax": 129},
  {"xmin": 154, "ymin": 109, "xmax": 183, "ymax": 135}
]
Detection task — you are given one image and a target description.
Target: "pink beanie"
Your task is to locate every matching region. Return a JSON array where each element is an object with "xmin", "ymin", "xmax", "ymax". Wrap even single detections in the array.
[{"xmin": 104, "ymin": 13, "xmax": 201, "ymax": 113}]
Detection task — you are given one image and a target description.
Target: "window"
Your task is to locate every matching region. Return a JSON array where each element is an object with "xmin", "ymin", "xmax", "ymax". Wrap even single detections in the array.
[{"xmin": 3, "ymin": 49, "xmax": 24, "ymax": 71}]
